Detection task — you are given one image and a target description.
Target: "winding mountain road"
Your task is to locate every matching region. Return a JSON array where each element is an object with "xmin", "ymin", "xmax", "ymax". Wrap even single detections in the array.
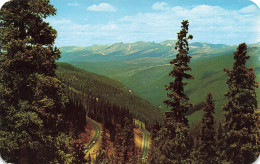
[
  {"xmin": 85, "ymin": 117, "xmax": 101, "ymax": 153},
  {"xmin": 85, "ymin": 116, "xmax": 150, "ymax": 161}
]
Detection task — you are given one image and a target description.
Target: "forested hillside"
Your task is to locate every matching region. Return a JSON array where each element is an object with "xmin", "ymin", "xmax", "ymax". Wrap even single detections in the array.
[{"xmin": 56, "ymin": 62, "xmax": 164, "ymax": 125}]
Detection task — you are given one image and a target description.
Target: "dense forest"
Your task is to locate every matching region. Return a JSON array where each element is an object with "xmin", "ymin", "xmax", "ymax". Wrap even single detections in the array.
[
  {"xmin": 0, "ymin": 0, "xmax": 259, "ymax": 164},
  {"xmin": 56, "ymin": 62, "xmax": 164, "ymax": 126},
  {"xmin": 148, "ymin": 21, "xmax": 259, "ymax": 164}
]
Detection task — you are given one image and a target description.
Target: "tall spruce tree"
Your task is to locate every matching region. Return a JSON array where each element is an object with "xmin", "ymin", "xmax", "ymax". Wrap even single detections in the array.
[
  {"xmin": 0, "ymin": 0, "xmax": 73, "ymax": 163},
  {"xmin": 113, "ymin": 117, "xmax": 136, "ymax": 163},
  {"xmin": 223, "ymin": 43, "xmax": 259, "ymax": 163},
  {"xmin": 122, "ymin": 117, "xmax": 136, "ymax": 163},
  {"xmin": 163, "ymin": 20, "xmax": 194, "ymax": 163},
  {"xmin": 198, "ymin": 93, "xmax": 217, "ymax": 164},
  {"xmin": 164, "ymin": 20, "xmax": 194, "ymax": 127}
]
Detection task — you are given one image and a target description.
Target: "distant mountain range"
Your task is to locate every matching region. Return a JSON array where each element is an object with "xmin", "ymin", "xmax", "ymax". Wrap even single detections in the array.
[{"xmin": 58, "ymin": 40, "xmax": 243, "ymax": 62}]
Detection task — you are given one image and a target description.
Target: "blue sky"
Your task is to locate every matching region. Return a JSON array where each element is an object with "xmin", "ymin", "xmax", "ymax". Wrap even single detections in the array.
[{"xmin": 45, "ymin": 0, "xmax": 260, "ymax": 47}]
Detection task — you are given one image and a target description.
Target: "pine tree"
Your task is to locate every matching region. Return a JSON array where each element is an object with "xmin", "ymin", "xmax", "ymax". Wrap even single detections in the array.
[
  {"xmin": 101, "ymin": 127, "xmax": 109, "ymax": 154},
  {"xmin": 114, "ymin": 124, "xmax": 124, "ymax": 163},
  {"xmin": 113, "ymin": 117, "xmax": 136, "ymax": 163},
  {"xmin": 148, "ymin": 126, "xmax": 169, "ymax": 164},
  {"xmin": 0, "ymin": 0, "xmax": 73, "ymax": 163},
  {"xmin": 164, "ymin": 20, "xmax": 194, "ymax": 127},
  {"xmin": 121, "ymin": 117, "xmax": 136, "ymax": 163},
  {"xmin": 198, "ymin": 93, "xmax": 217, "ymax": 164},
  {"xmin": 73, "ymin": 140, "xmax": 87, "ymax": 164},
  {"xmin": 216, "ymin": 122, "xmax": 225, "ymax": 161},
  {"xmin": 223, "ymin": 43, "xmax": 259, "ymax": 163},
  {"xmin": 163, "ymin": 20, "xmax": 194, "ymax": 162},
  {"xmin": 95, "ymin": 149, "xmax": 110, "ymax": 164},
  {"xmin": 95, "ymin": 126, "xmax": 111, "ymax": 163}
]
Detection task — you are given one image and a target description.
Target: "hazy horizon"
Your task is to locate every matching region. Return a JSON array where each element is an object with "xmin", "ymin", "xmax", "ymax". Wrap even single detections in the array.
[{"xmin": 58, "ymin": 39, "xmax": 260, "ymax": 48}]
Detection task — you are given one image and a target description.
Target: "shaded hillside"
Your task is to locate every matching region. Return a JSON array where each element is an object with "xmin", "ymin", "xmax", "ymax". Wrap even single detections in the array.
[{"xmin": 56, "ymin": 63, "xmax": 164, "ymax": 124}]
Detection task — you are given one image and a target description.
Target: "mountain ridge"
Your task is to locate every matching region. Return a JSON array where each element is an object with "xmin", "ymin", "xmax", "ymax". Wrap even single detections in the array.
[{"xmin": 58, "ymin": 40, "xmax": 242, "ymax": 62}]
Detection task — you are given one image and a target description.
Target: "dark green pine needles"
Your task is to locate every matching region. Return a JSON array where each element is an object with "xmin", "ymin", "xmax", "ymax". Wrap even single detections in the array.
[
  {"xmin": 198, "ymin": 93, "xmax": 217, "ymax": 164},
  {"xmin": 164, "ymin": 20, "xmax": 194, "ymax": 127},
  {"xmin": 223, "ymin": 43, "xmax": 259, "ymax": 164},
  {"xmin": 0, "ymin": 0, "xmax": 74, "ymax": 163},
  {"xmin": 149, "ymin": 20, "xmax": 195, "ymax": 163}
]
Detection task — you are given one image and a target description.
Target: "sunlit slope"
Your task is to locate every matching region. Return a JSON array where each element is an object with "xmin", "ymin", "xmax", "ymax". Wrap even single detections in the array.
[{"xmin": 67, "ymin": 47, "xmax": 259, "ymax": 124}]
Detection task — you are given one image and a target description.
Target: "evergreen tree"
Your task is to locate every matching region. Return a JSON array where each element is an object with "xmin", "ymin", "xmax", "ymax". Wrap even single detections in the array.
[
  {"xmin": 198, "ymin": 93, "xmax": 217, "ymax": 164},
  {"xmin": 163, "ymin": 20, "xmax": 194, "ymax": 163},
  {"xmin": 0, "ymin": 0, "xmax": 73, "ymax": 163},
  {"xmin": 113, "ymin": 117, "xmax": 136, "ymax": 163},
  {"xmin": 164, "ymin": 20, "xmax": 194, "ymax": 127},
  {"xmin": 223, "ymin": 43, "xmax": 259, "ymax": 163},
  {"xmin": 72, "ymin": 140, "xmax": 87, "ymax": 164},
  {"xmin": 121, "ymin": 117, "xmax": 136, "ymax": 163},
  {"xmin": 101, "ymin": 127, "xmax": 109, "ymax": 154},
  {"xmin": 95, "ymin": 149, "xmax": 110, "ymax": 164},
  {"xmin": 216, "ymin": 122, "xmax": 225, "ymax": 161},
  {"xmin": 148, "ymin": 126, "xmax": 168, "ymax": 164},
  {"xmin": 95, "ymin": 126, "xmax": 111, "ymax": 163},
  {"xmin": 114, "ymin": 124, "xmax": 124, "ymax": 163}
]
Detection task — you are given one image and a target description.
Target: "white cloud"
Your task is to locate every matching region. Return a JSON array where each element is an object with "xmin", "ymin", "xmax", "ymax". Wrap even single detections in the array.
[
  {"xmin": 68, "ymin": 2, "xmax": 79, "ymax": 7},
  {"xmin": 250, "ymin": 0, "xmax": 260, "ymax": 8},
  {"xmin": 49, "ymin": 18, "xmax": 72, "ymax": 25},
  {"xmin": 240, "ymin": 4, "xmax": 258, "ymax": 13},
  {"xmin": 152, "ymin": 2, "xmax": 168, "ymax": 11},
  {"xmin": 47, "ymin": 4, "xmax": 260, "ymax": 46},
  {"xmin": 121, "ymin": 4, "xmax": 260, "ymax": 45},
  {"xmin": 87, "ymin": 3, "xmax": 116, "ymax": 12}
]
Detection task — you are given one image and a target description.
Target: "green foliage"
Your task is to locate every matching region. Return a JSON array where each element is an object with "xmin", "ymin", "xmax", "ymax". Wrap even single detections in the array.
[
  {"xmin": 197, "ymin": 93, "xmax": 217, "ymax": 164},
  {"xmin": 223, "ymin": 43, "xmax": 259, "ymax": 163},
  {"xmin": 164, "ymin": 20, "xmax": 194, "ymax": 126},
  {"xmin": 164, "ymin": 20, "xmax": 194, "ymax": 161},
  {"xmin": 149, "ymin": 20, "xmax": 194, "ymax": 164},
  {"xmin": 0, "ymin": 0, "xmax": 74, "ymax": 163},
  {"xmin": 113, "ymin": 118, "xmax": 137, "ymax": 164},
  {"xmin": 95, "ymin": 149, "xmax": 110, "ymax": 164},
  {"xmin": 149, "ymin": 124, "xmax": 193, "ymax": 164},
  {"xmin": 56, "ymin": 62, "xmax": 164, "ymax": 125}
]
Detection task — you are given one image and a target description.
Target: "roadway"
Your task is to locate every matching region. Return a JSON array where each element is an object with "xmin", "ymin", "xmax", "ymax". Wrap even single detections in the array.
[
  {"xmin": 85, "ymin": 117, "xmax": 101, "ymax": 154},
  {"xmin": 85, "ymin": 116, "xmax": 150, "ymax": 161},
  {"xmin": 140, "ymin": 129, "xmax": 149, "ymax": 160}
]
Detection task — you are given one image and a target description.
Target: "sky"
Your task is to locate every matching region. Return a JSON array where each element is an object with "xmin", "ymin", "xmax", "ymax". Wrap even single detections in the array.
[{"xmin": 28, "ymin": 0, "xmax": 260, "ymax": 46}]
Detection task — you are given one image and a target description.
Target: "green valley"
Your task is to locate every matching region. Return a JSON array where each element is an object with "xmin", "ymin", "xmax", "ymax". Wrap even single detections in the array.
[{"xmin": 59, "ymin": 42, "xmax": 260, "ymax": 124}]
